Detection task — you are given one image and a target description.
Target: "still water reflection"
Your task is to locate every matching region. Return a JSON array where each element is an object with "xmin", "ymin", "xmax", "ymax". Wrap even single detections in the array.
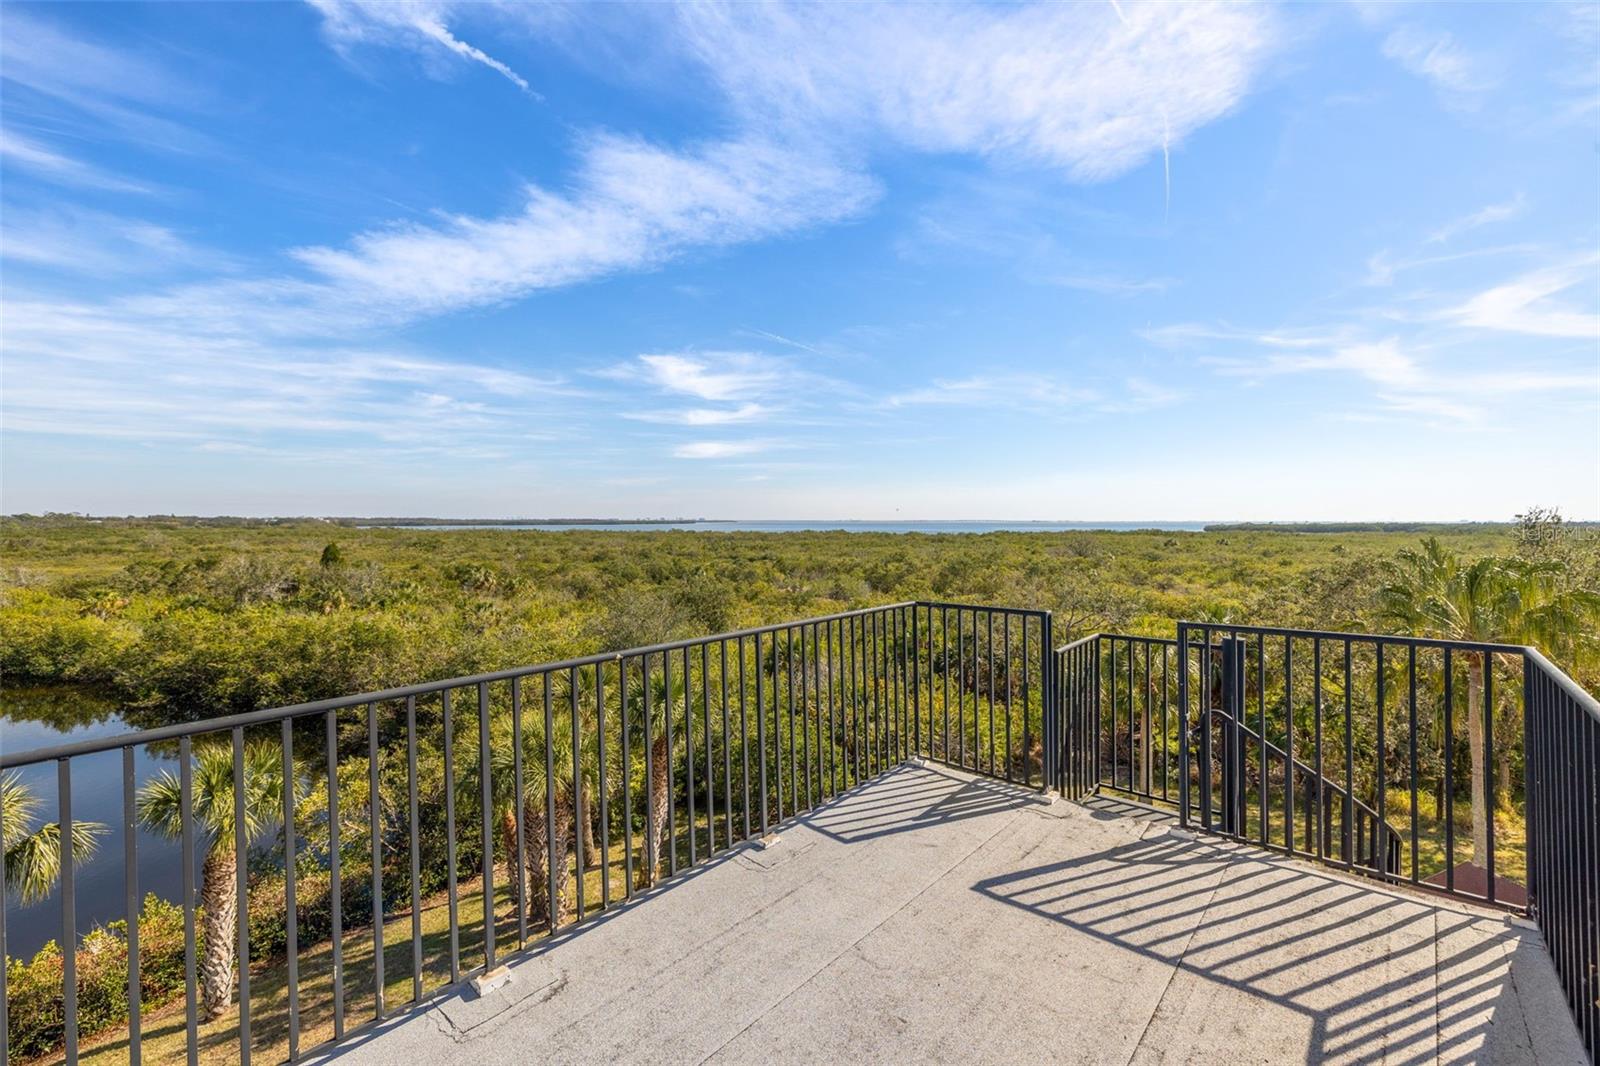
[{"xmin": 3, "ymin": 687, "xmax": 193, "ymax": 959}]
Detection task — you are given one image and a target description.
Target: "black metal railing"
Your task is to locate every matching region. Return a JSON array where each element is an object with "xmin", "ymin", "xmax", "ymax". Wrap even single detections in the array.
[
  {"xmin": 0, "ymin": 601, "xmax": 1058, "ymax": 1066},
  {"xmin": 1524, "ymin": 648, "xmax": 1599, "ymax": 1056},
  {"xmin": 2, "ymin": 603, "xmax": 1594, "ymax": 1063},
  {"xmin": 1168, "ymin": 622, "xmax": 1527, "ymax": 907}
]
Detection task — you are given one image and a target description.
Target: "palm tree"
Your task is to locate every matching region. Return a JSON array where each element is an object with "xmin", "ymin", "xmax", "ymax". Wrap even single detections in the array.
[
  {"xmin": 137, "ymin": 742, "xmax": 287, "ymax": 1020},
  {"xmin": 484, "ymin": 712, "xmax": 574, "ymax": 927},
  {"xmin": 2, "ymin": 772, "xmax": 105, "ymax": 905},
  {"xmin": 628, "ymin": 662, "xmax": 686, "ymax": 888},
  {"xmin": 1377, "ymin": 538, "xmax": 1599, "ymax": 867}
]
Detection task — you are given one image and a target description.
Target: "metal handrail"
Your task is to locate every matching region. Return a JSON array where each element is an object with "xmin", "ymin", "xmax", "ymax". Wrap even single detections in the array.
[{"xmin": 0, "ymin": 602, "xmax": 917, "ymax": 770}]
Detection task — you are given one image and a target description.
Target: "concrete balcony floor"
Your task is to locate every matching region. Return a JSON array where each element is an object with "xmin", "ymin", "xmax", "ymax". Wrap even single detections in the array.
[{"xmin": 314, "ymin": 763, "xmax": 1585, "ymax": 1065}]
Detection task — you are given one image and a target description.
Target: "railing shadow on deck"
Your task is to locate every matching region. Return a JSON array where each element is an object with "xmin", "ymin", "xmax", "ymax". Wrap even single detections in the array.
[{"xmin": 972, "ymin": 818, "xmax": 1557, "ymax": 1066}]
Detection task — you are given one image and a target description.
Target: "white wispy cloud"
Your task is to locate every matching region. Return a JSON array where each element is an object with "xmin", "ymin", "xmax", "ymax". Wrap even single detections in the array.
[
  {"xmin": 882, "ymin": 373, "xmax": 1181, "ymax": 415},
  {"xmin": 672, "ymin": 440, "xmax": 773, "ymax": 460},
  {"xmin": 596, "ymin": 350, "xmax": 836, "ymax": 437},
  {"xmin": 1439, "ymin": 255, "xmax": 1600, "ymax": 338},
  {"xmin": 1381, "ymin": 25, "xmax": 1496, "ymax": 97},
  {"xmin": 1427, "ymin": 194, "xmax": 1528, "ymax": 244},
  {"xmin": 672, "ymin": 1, "xmax": 1276, "ymax": 181},
  {"xmin": 0, "ymin": 206, "xmax": 233, "ymax": 276},
  {"xmin": 0, "ymin": 129, "xmax": 150, "ymax": 193},
  {"xmin": 622, "ymin": 353, "xmax": 795, "ymax": 403},
  {"xmin": 1361, "ymin": 243, "xmax": 1536, "ymax": 287},
  {"xmin": 1191, "ymin": 331, "xmax": 1595, "ymax": 424},
  {"xmin": 0, "ymin": 10, "xmax": 212, "ymax": 155},
  {"xmin": 278, "ymin": 134, "xmax": 878, "ymax": 327},
  {"xmin": 0, "ymin": 294, "xmax": 570, "ymax": 453},
  {"xmin": 626, "ymin": 404, "xmax": 769, "ymax": 427},
  {"xmin": 886, "ymin": 374, "xmax": 1096, "ymax": 409},
  {"xmin": 308, "ymin": 0, "xmax": 537, "ymax": 95}
]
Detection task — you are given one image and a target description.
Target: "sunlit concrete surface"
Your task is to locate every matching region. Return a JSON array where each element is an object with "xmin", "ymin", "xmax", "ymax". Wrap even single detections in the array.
[{"xmin": 312, "ymin": 763, "xmax": 1585, "ymax": 1066}]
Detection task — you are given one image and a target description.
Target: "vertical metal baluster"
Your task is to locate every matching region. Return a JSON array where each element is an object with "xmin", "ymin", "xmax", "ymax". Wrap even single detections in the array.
[
  {"xmin": 572, "ymin": 664, "xmax": 585, "ymax": 914},
  {"xmin": 934, "ymin": 605, "xmax": 947, "ymax": 765},
  {"xmin": 60, "ymin": 758, "xmax": 77, "ymax": 1065},
  {"xmin": 702, "ymin": 643, "xmax": 714, "ymax": 854},
  {"xmin": 756, "ymin": 634, "xmax": 768, "ymax": 834},
  {"xmin": 1162, "ymin": 641, "xmax": 1173, "ymax": 804},
  {"xmin": 441, "ymin": 691, "xmax": 457, "ymax": 983},
  {"xmin": 1002, "ymin": 613, "xmax": 1013, "ymax": 782},
  {"xmin": 857, "ymin": 614, "xmax": 870, "ymax": 781},
  {"xmin": 181, "ymin": 735, "xmax": 198, "ymax": 1066},
  {"xmin": 1258, "ymin": 637, "xmax": 1267, "ymax": 846},
  {"xmin": 1377, "ymin": 645, "xmax": 1387, "ymax": 873},
  {"xmin": 621, "ymin": 659, "xmax": 634, "ymax": 894},
  {"xmin": 971, "ymin": 611, "xmax": 981, "ymax": 771},
  {"xmin": 123, "ymin": 747, "xmax": 141, "ymax": 1066},
  {"xmin": 799, "ymin": 626, "xmax": 812, "ymax": 813},
  {"xmin": 478, "ymin": 683, "xmax": 494, "ymax": 967},
  {"xmin": 406, "ymin": 697, "xmax": 422, "ymax": 1001},
  {"xmin": 232, "ymin": 727, "xmax": 250, "ymax": 1065},
  {"xmin": 824, "ymin": 621, "xmax": 837, "ymax": 798},
  {"xmin": 1313, "ymin": 640, "xmax": 1323, "ymax": 859},
  {"xmin": 281, "ymin": 721, "xmax": 299, "ymax": 1059},
  {"xmin": 1444, "ymin": 649, "xmax": 1455, "ymax": 894},
  {"xmin": 953, "ymin": 611, "xmax": 963, "ymax": 768},
  {"xmin": 1177, "ymin": 629, "xmax": 1189, "ymax": 825},
  {"xmin": 1408, "ymin": 646, "xmax": 1420, "ymax": 883},
  {"xmin": 370, "ymin": 701, "xmax": 386, "ymax": 1016},
  {"xmin": 544, "ymin": 675, "xmax": 559, "ymax": 925},
  {"xmin": 1110, "ymin": 638, "xmax": 1120, "ymax": 791},
  {"xmin": 720, "ymin": 642, "xmax": 732, "ymax": 850},
  {"xmin": 786, "ymin": 628, "xmax": 797, "ymax": 812},
  {"xmin": 512, "ymin": 678, "xmax": 528, "ymax": 944},
  {"xmin": 640, "ymin": 659, "xmax": 653, "ymax": 892},
  {"xmin": 598, "ymin": 661, "xmax": 610, "ymax": 908},
  {"xmin": 739, "ymin": 637, "xmax": 751, "ymax": 839},
  {"xmin": 328, "ymin": 710, "xmax": 345, "ymax": 1034},
  {"xmin": 1283, "ymin": 637, "xmax": 1293, "ymax": 854},
  {"xmin": 681, "ymin": 649, "xmax": 694, "ymax": 869},
  {"xmin": 987, "ymin": 612, "xmax": 996, "ymax": 778},
  {"xmin": 897, "ymin": 609, "xmax": 908, "ymax": 764},
  {"xmin": 1197, "ymin": 628, "xmax": 1210, "ymax": 830},
  {"xmin": 910, "ymin": 607, "xmax": 920, "ymax": 760},
  {"xmin": 666, "ymin": 651, "xmax": 678, "ymax": 876},
  {"xmin": 1141, "ymin": 638, "xmax": 1151, "ymax": 801},
  {"xmin": 1343, "ymin": 641, "xmax": 1355, "ymax": 871},
  {"xmin": 1020, "ymin": 618, "xmax": 1031, "ymax": 789},
  {"xmin": 829, "ymin": 620, "xmax": 842, "ymax": 798},
  {"xmin": 1483, "ymin": 652, "xmax": 1496, "ymax": 904}
]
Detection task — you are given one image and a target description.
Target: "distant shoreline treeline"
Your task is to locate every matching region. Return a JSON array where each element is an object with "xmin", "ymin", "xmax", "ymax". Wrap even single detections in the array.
[
  {"xmin": 6, "ymin": 514, "xmax": 1593, "ymax": 531},
  {"xmin": 1203, "ymin": 521, "xmax": 1599, "ymax": 533}
]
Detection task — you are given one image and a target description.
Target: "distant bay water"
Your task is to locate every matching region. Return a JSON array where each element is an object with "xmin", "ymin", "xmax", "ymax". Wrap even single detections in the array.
[{"xmin": 363, "ymin": 520, "xmax": 1212, "ymax": 533}]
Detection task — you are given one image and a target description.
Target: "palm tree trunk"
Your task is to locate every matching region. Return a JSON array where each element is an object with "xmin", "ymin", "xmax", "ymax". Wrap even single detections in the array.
[
  {"xmin": 580, "ymin": 780, "xmax": 598, "ymax": 868},
  {"xmin": 524, "ymin": 800, "xmax": 549, "ymax": 926},
  {"xmin": 642, "ymin": 732, "xmax": 671, "ymax": 887},
  {"xmin": 199, "ymin": 845, "xmax": 237, "ymax": 1020},
  {"xmin": 499, "ymin": 808, "xmax": 524, "ymax": 916},
  {"xmin": 1466, "ymin": 663, "xmax": 1490, "ymax": 868},
  {"xmin": 523, "ymin": 791, "xmax": 574, "ymax": 925}
]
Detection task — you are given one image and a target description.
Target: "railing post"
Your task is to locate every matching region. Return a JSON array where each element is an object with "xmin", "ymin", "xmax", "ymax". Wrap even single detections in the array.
[
  {"xmin": 1036, "ymin": 614, "xmax": 1049, "ymax": 787},
  {"xmin": 1177, "ymin": 624, "xmax": 1190, "ymax": 828},
  {"xmin": 911, "ymin": 605, "xmax": 921, "ymax": 760},
  {"xmin": 1522, "ymin": 650, "xmax": 1537, "ymax": 916}
]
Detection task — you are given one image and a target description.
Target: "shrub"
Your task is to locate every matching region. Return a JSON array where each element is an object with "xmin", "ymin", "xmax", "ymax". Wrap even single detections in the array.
[{"xmin": 4, "ymin": 895, "xmax": 187, "ymax": 1061}]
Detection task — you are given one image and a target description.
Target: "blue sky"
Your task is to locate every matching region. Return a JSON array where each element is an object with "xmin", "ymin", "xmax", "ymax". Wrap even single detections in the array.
[{"xmin": 1, "ymin": 1, "xmax": 1596, "ymax": 520}]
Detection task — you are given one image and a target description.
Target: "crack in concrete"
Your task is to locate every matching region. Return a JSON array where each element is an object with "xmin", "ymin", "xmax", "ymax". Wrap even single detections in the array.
[{"xmin": 1124, "ymin": 848, "xmax": 1240, "ymax": 1066}]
